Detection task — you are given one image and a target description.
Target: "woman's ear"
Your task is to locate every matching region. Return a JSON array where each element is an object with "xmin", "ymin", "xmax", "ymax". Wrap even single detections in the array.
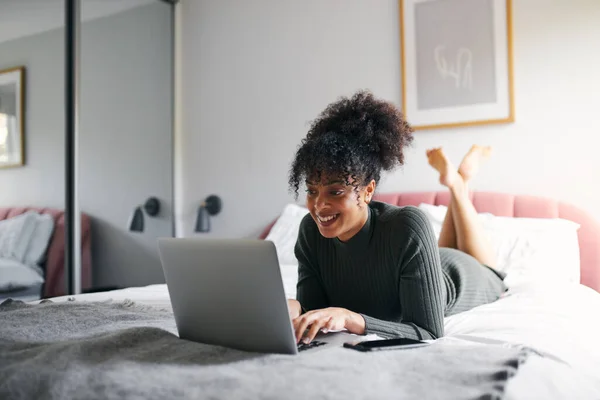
[{"xmin": 364, "ymin": 180, "xmax": 376, "ymax": 203}]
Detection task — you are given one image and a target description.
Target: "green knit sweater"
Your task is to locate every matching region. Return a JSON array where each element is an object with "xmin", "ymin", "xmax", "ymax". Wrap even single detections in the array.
[{"xmin": 295, "ymin": 202, "xmax": 447, "ymax": 340}]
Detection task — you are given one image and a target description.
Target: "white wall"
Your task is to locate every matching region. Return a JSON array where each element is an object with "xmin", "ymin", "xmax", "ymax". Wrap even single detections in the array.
[{"xmin": 178, "ymin": 0, "xmax": 600, "ymax": 238}]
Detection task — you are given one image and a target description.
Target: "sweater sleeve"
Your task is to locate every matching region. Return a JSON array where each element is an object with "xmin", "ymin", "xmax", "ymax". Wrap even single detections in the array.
[
  {"xmin": 362, "ymin": 207, "xmax": 445, "ymax": 340},
  {"xmin": 294, "ymin": 215, "xmax": 329, "ymax": 312}
]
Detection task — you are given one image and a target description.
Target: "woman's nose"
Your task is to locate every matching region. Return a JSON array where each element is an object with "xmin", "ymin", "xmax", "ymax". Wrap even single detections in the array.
[{"xmin": 314, "ymin": 194, "xmax": 328, "ymax": 209}]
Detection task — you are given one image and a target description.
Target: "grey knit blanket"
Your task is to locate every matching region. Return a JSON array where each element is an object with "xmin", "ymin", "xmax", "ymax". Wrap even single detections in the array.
[{"xmin": 0, "ymin": 299, "xmax": 530, "ymax": 400}]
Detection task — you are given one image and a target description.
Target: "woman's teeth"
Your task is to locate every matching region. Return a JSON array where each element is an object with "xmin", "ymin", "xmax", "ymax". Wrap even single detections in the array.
[{"xmin": 318, "ymin": 214, "xmax": 338, "ymax": 223}]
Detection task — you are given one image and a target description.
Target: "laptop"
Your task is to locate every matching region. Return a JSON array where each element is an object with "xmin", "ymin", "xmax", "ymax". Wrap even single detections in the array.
[{"xmin": 157, "ymin": 238, "xmax": 355, "ymax": 355}]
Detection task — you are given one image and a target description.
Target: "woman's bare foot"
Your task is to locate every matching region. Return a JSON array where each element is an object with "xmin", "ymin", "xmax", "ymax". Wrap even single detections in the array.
[
  {"xmin": 458, "ymin": 145, "xmax": 492, "ymax": 182},
  {"xmin": 426, "ymin": 147, "xmax": 463, "ymax": 190}
]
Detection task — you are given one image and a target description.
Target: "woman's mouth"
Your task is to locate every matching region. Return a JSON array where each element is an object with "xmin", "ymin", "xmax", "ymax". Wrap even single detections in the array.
[{"xmin": 316, "ymin": 213, "xmax": 339, "ymax": 227}]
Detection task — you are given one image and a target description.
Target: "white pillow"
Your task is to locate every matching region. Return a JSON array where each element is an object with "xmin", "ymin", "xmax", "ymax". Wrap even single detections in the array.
[
  {"xmin": 265, "ymin": 203, "xmax": 309, "ymax": 265},
  {"xmin": 0, "ymin": 212, "xmax": 38, "ymax": 263},
  {"xmin": 23, "ymin": 213, "xmax": 55, "ymax": 266},
  {"xmin": 280, "ymin": 263, "xmax": 299, "ymax": 299},
  {"xmin": 418, "ymin": 203, "xmax": 581, "ymax": 286},
  {"xmin": 0, "ymin": 258, "xmax": 44, "ymax": 292}
]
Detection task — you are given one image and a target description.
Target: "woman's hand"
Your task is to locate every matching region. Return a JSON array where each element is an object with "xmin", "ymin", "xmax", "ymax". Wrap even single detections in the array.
[
  {"xmin": 287, "ymin": 299, "xmax": 302, "ymax": 320},
  {"xmin": 292, "ymin": 307, "xmax": 366, "ymax": 344}
]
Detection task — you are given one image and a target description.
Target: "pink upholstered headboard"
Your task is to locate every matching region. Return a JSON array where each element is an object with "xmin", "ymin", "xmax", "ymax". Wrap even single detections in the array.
[
  {"xmin": 372, "ymin": 192, "xmax": 600, "ymax": 293},
  {"xmin": 260, "ymin": 191, "xmax": 600, "ymax": 293},
  {"xmin": 0, "ymin": 208, "xmax": 92, "ymax": 298}
]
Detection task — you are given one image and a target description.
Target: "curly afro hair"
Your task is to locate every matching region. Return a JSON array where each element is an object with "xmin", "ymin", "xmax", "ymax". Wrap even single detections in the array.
[{"xmin": 289, "ymin": 90, "xmax": 414, "ymax": 198}]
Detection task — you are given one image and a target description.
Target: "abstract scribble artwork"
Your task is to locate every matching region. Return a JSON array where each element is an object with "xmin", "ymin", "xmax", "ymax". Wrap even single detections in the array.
[{"xmin": 400, "ymin": 0, "xmax": 514, "ymax": 130}]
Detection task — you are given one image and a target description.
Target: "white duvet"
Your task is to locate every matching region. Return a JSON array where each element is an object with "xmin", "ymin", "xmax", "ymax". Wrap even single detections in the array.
[
  {"xmin": 444, "ymin": 281, "xmax": 600, "ymax": 398},
  {"xmin": 49, "ymin": 269, "xmax": 600, "ymax": 399}
]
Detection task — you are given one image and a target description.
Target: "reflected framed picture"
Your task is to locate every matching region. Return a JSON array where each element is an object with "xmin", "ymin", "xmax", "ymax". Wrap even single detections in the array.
[
  {"xmin": 0, "ymin": 66, "xmax": 25, "ymax": 168},
  {"xmin": 400, "ymin": 0, "xmax": 514, "ymax": 130}
]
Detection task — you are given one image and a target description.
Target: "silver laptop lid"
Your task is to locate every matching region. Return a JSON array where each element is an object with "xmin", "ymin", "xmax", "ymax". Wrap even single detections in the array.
[{"xmin": 157, "ymin": 238, "xmax": 298, "ymax": 355}]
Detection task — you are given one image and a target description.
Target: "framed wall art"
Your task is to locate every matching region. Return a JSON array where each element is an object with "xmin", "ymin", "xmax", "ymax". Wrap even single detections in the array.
[
  {"xmin": 400, "ymin": 0, "xmax": 514, "ymax": 130},
  {"xmin": 0, "ymin": 66, "xmax": 25, "ymax": 168}
]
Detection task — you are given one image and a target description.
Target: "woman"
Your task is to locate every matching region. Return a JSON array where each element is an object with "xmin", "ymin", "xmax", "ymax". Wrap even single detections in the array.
[{"xmin": 286, "ymin": 90, "xmax": 507, "ymax": 345}]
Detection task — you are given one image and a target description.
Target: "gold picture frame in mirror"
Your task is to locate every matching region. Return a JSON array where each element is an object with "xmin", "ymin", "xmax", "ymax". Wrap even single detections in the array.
[{"xmin": 0, "ymin": 66, "xmax": 25, "ymax": 168}]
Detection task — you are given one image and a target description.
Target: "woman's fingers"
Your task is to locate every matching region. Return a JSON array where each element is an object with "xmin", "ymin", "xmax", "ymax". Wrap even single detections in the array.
[
  {"xmin": 294, "ymin": 312, "xmax": 316, "ymax": 343},
  {"xmin": 292, "ymin": 309, "xmax": 341, "ymax": 343},
  {"xmin": 303, "ymin": 317, "xmax": 328, "ymax": 344},
  {"xmin": 293, "ymin": 311, "xmax": 330, "ymax": 344}
]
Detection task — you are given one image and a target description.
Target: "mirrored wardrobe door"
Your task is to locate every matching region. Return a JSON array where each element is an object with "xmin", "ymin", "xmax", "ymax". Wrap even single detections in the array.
[{"xmin": 79, "ymin": 0, "xmax": 174, "ymax": 291}]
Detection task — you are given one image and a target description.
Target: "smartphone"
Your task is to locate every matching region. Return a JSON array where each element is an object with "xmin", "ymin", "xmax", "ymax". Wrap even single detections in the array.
[{"xmin": 343, "ymin": 338, "xmax": 430, "ymax": 352}]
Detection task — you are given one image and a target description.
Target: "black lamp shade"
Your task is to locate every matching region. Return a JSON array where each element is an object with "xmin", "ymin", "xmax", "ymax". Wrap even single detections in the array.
[
  {"xmin": 128, "ymin": 197, "xmax": 161, "ymax": 233},
  {"xmin": 194, "ymin": 195, "xmax": 222, "ymax": 233},
  {"xmin": 129, "ymin": 206, "xmax": 144, "ymax": 232},
  {"xmin": 195, "ymin": 206, "xmax": 210, "ymax": 233}
]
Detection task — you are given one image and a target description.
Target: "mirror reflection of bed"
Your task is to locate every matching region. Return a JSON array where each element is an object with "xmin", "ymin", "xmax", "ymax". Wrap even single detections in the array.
[{"xmin": 0, "ymin": 208, "xmax": 92, "ymax": 302}]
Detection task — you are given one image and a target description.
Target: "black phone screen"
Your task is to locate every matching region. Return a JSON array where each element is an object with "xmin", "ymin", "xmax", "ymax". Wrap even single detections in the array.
[{"xmin": 344, "ymin": 338, "xmax": 429, "ymax": 351}]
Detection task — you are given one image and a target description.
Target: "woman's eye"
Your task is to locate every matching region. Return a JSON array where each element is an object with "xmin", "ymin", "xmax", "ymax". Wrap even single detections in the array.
[{"xmin": 305, "ymin": 189, "xmax": 343, "ymax": 196}]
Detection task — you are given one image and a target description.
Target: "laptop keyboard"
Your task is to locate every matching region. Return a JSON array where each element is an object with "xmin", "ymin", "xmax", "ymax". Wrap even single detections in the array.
[{"xmin": 297, "ymin": 340, "xmax": 327, "ymax": 352}]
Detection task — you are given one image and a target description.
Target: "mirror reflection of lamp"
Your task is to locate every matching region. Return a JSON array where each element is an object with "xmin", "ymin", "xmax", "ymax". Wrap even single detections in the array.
[
  {"xmin": 195, "ymin": 195, "xmax": 222, "ymax": 233},
  {"xmin": 128, "ymin": 197, "xmax": 161, "ymax": 232}
]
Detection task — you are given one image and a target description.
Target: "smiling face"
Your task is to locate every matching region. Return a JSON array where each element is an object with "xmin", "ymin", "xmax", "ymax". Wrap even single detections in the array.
[{"xmin": 305, "ymin": 176, "xmax": 376, "ymax": 242}]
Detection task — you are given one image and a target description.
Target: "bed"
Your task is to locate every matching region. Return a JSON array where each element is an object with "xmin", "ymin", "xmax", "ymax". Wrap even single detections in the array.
[{"xmin": 2, "ymin": 192, "xmax": 600, "ymax": 400}]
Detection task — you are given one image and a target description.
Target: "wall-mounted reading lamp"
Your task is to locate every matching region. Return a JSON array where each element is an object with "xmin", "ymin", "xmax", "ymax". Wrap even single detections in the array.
[
  {"xmin": 195, "ymin": 195, "xmax": 222, "ymax": 233},
  {"xmin": 129, "ymin": 197, "xmax": 161, "ymax": 232}
]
